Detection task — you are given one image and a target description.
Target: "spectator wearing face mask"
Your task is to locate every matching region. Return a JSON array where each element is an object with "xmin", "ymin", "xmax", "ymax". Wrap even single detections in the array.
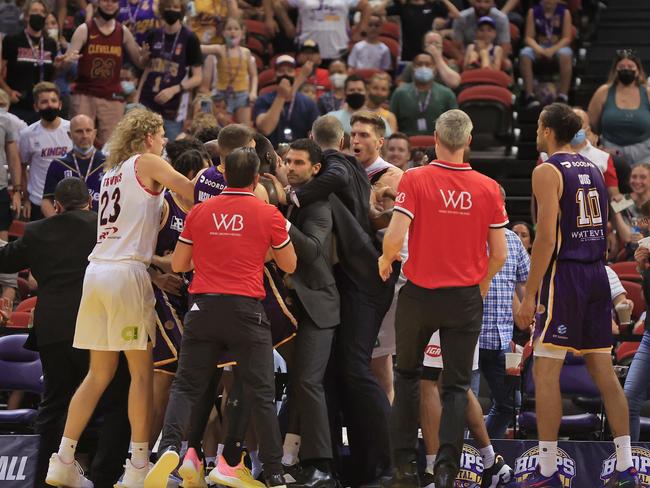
[
  {"xmin": 318, "ymin": 60, "xmax": 347, "ymax": 115},
  {"xmin": 390, "ymin": 52, "xmax": 457, "ymax": 136},
  {"xmin": 327, "ymin": 74, "xmax": 392, "ymax": 136},
  {"xmin": 588, "ymin": 49, "xmax": 650, "ymax": 165},
  {"xmin": 399, "ymin": 31, "xmax": 461, "ymax": 91}
]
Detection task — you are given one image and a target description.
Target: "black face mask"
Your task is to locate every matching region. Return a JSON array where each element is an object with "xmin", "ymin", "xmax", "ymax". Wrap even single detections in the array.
[
  {"xmin": 162, "ymin": 10, "xmax": 182, "ymax": 25},
  {"xmin": 97, "ymin": 7, "xmax": 117, "ymax": 21},
  {"xmin": 28, "ymin": 14, "xmax": 45, "ymax": 32},
  {"xmin": 277, "ymin": 75, "xmax": 295, "ymax": 86},
  {"xmin": 39, "ymin": 107, "xmax": 59, "ymax": 122},
  {"xmin": 368, "ymin": 94, "xmax": 386, "ymax": 106},
  {"xmin": 618, "ymin": 69, "xmax": 637, "ymax": 86},
  {"xmin": 346, "ymin": 92, "xmax": 365, "ymax": 110}
]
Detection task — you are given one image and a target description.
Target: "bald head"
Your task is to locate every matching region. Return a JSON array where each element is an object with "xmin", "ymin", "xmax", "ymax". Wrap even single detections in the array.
[
  {"xmin": 572, "ymin": 107, "xmax": 590, "ymax": 130},
  {"xmin": 69, "ymin": 114, "xmax": 97, "ymax": 154}
]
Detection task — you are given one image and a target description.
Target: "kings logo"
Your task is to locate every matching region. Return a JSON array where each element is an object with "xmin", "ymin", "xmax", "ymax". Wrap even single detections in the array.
[
  {"xmin": 514, "ymin": 446, "xmax": 576, "ymax": 487},
  {"xmin": 600, "ymin": 446, "xmax": 650, "ymax": 486}
]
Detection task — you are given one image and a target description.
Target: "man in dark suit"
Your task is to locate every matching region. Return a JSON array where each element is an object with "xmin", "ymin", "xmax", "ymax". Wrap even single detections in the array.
[
  {"xmin": 282, "ymin": 139, "xmax": 339, "ymax": 488},
  {"xmin": 0, "ymin": 178, "xmax": 130, "ymax": 488},
  {"xmin": 284, "ymin": 116, "xmax": 395, "ymax": 485}
]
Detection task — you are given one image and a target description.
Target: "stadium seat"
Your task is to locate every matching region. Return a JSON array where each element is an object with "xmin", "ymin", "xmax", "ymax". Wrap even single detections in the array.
[
  {"xmin": 258, "ymin": 69, "xmax": 276, "ymax": 89},
  {"xmin": 15, "ymin": 296, "xmax": 37, "ymax": 314},
  {"xmin": 0, "ymin": 334, "xmax": 42, "ymax": 432},
  {"xmin": 620, "ymin": 280, "xmax": 645, "ymax": 322},
  {"xmin": 458, "ymin": 68, "xmax": 512, "ymax": 90},
  {"xmin": 253, "ymin": 52, "xmax": 264, "ymax": 71},
  {"xmin": 509, "ymin": 22, "xmax": 520, "ymax": 46},
  {"xmin": 458, "ymin": 85, "xmax": 513, "ymax": 149},
  {"xmin": 378, "ymin": 36, "xmax": 400, "ymax": 68},
  {"xmin": 610, "ymin": 261, "xmax": 638, "ymax": 276},
  {"xmin": 244, "ymin": 19, "xmax": 270, "ymax": 43},
  {"xmin": 379, "ymin": 21, "xmax": 400, "ymax": 41},
  {"xmin": 8, "ymin": 220, "xmax": 25, "ymax": 239},
  {"xmin": 408, "ymin": 135, "xmax": 436, "ymax": 149},
  {"xmin": 518, "ymin": 354, "xmax": 603, "ymax": 439},
  {"xmin": 7, "ymin": 311, "xmax": 31, "ymax": 329},
  {"xmin": 245, "ymin": 36, "xmax": 267, "ymax": 58}
]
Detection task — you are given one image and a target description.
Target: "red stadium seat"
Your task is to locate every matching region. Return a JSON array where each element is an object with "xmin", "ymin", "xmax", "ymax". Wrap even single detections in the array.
[
  {"xmin": 8, "ymin": 220, "xmax": 25, "ymax": 239},
  {"xmin": 7, "ymin": 311, "xmax": 31, "ymax": 329},
  {"xmin": 258, "ymin": 69, "xmax": 276, "ymax": 89},
  {"xmin": 379, "ymin": 21, "xmax": 400, "ymax": 41},
  {"xmin": 378, "ymin": 36, "xmax": 400, "ymax": 68},
  {"xmin": 244, "ymin": 19, "xmax": 270, "ymax": 42},
  {"xmin": 509, "ymin": 22, "xmax": 520, "ymax": 45},
  {"xmin": 459, "ymin": 68, "xmax": 512, "ymax": 90},
  {"xmin": 259, "ymin": 84, "xmax": 277, "ymax": 96},
  {"xmin": 458, "ymin": 85, "xmax": 513, "ymax": 149},
  {"xmin": 409, "ymin": 135, "xmax": 436, "ymax": 149},
  {"xmin": 253, "ymin": 52, "xmax": 264, "ymax": 71},
  {"xmin": 351, "ymin": 68, "xmax": 384, "ymax": 80},
  {"xmin": 621, "ymin": 280, "xmax": 645, "ymax": 322},
  {"xmin": 15, "ymin": 296, "xmax": 37, "ymax": 314},
  {"xmin": 611, "ymin": 261, "xmax": 638, "ymax": 277},
  {"xmin": 245, "ymin": 36, "xmax": 267, "ymax": 57}
]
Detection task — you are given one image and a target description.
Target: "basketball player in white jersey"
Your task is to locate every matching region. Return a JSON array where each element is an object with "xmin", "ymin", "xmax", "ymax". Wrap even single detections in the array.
[{"xmin": 46, "ymin": 108, "xmax": 195, "ymax": 488}]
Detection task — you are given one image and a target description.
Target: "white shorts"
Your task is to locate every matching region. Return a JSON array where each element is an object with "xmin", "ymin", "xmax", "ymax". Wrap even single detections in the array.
[
  {"xmin": 74, "ymin": 261, "xmax": 156, "ymax": 351},
  {"xmin": 423, "ymin": 330, "xmax": 479, "ymax": 370}
]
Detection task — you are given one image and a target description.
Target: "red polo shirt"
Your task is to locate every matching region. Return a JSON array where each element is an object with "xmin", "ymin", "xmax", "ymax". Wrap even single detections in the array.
[
  {"xmin": 394, "ymin": 160, "xmax": 509, "ymax": 289},
  {"xmin": 179, "ymin": 188, "xmax": 290, "ymax": 298}
]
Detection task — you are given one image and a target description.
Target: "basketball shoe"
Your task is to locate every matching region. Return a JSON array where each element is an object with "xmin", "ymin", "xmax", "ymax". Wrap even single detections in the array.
[
  {"xmin": 114, "ymin": 458, "xmax": 152, "ymax": 487},
  {"xmin": 45, "ymin": 454, "xmax": 93, "ymax": 487},
  {"xmin": 208, "ymin": 454, "xmax": 266, "ymax": 488},
  {"xmin": 145, "ymin": 448, "xmax": 180, "ymax": 488},
  {"xmin": 480, "ymin": 455, "xmax": 514, "ymax": 488},
  {"xmin": 178, "ymin": 448, "xmax": 208, "ymax": 488},
  {"xmin": 507, "ymin": 466, "xmax": 562, "ymax": 487},
  {"xmin": 604, "ymin": 467, "xmax": 641, "ymax": 487}
]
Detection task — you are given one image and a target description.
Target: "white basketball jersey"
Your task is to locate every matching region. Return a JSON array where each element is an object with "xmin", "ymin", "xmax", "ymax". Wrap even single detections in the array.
[{"xmin": 89, "ymin": 154, "xmax": 164, "ymax": 264}]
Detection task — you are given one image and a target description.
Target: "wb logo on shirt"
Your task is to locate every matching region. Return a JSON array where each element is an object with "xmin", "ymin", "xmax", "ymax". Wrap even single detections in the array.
[
  {"xmin": 212, "ymin": 213, "xmax": 244, "ymax": 232},
  {"xmin": 439, "ymin": 190, "xmax": 473, "ymax": 210}
]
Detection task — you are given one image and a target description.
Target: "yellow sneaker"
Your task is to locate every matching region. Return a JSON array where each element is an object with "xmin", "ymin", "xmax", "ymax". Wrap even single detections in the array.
[
  {"xmin": 208, "ymin": 454, "xmax": 265, "ymax": 488},
  {"xmin": 178, "ymin": 448, "xmax": 207, "ymax": 488}
]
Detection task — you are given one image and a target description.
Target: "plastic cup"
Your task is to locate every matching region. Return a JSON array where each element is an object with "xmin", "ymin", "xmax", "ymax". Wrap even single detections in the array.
[{"xmin": 505, "ymin": 352, "xmax": 522, "ymax": 377}]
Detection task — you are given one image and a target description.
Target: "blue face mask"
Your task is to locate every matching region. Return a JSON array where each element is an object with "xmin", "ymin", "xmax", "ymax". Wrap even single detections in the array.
[
  {"xmin": 571, "ymin": 129, "xmax": 586, "ymax": 146},
  {"xmin": 414, "ymin": 66, "xmax": 434, "ymax": 83},
  {"xmin": 121, "ymin": 80, "xmax": 136, "ymax": 96},
  {"xmin": 74, "ymin": 144, "xmax": 94, "ymax": 157}
]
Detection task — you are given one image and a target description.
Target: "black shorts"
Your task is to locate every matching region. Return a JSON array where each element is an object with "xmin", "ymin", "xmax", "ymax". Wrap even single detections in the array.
[
  {"xmin": 0, "ymin": 189, "xmax": 12, "ymax": 231},
  {"xmin": 421, "ymin": 366, "xmax": 442, "ymax": 382}
]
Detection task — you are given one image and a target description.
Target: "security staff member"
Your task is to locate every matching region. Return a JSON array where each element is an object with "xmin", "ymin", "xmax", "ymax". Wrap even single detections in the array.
[
  {"xmin": 378, "ymin": 110, "xmax": 508, "ymax": 488},
  {"xmin": 148, "ymin": 148, "xmax": 297, "ymax": 488}
]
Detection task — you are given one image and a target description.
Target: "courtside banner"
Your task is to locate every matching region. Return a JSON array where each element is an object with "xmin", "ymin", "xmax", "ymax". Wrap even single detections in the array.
[
  {"xmin": 0, "ymin": 435, "xmax": 38, "ymax": 485},
  {"xmin": 455, "ymin": 440, "xmax": 650, "ymax": 487}
]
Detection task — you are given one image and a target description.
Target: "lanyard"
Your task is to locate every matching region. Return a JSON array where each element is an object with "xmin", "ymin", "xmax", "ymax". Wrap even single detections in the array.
[
  {"xmin": 160, "ymin": 27, "xmax": 182, "ymax": 61},
  {"xmin": 225, "ymin": 46, "xmax": 244, "ymax": 91},
  {"xmin": 414, "ymin": 88, "xmax": 432, "ymax": 114},
  {"xmin": 542, "ymin": 11, "xmax": 555, "ymax": 41},
  {"xmin": 72, "ymin": 150, "xmax": 96, "ymax": 182},
  {"xmin": 126, "ymin": 0, "xmax": 142, "ymax": 28},
  {"xmin": 24, "ymin": 31, "xmax": 45, "ymax": 81}
]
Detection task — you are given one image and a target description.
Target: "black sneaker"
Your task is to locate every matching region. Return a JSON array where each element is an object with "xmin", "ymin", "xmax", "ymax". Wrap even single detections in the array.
[
  {"xmin": 291, "ymin": 466, "xmax": 338, "ymax": 488},
  {"xmin": 380, "ymin": 461, "xmax": 419, "ymax": 488},
  {"xmin": 282, "ymin": 464, "xmax": 305, "ymax": 485},
  {"xmin": 480, "ymin": 455, "xmax": 514, "ymax": 488},
  {"xmin": 420, "ymin": 471, "xmax": 435, "ymax": 488},
  {"xmin": 524, "ymin": 95, "xmax": 541, "ymax": 109},
  {"xmin": 267, "ymin": 472, "xmax": 288, "ymax": 488}
]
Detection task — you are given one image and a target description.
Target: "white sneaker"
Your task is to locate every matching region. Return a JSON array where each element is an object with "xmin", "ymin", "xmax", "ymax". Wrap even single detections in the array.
[
  {"xmin": 114, "ymin": 459, "xmax": 152, "ymax": 488},
  {"xmin": 45, "ymin": 453, "xmax": 94, "ymax": 488}
]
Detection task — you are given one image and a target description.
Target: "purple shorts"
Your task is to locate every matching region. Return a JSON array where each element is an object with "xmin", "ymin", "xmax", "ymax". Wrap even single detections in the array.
[
  {"xmin": 534, "ymin": 260, "xmax": 612, "ymax": 354},
  {"xmin": 152, "ymin": 287, "xmax": 187, "ymax": 374}
]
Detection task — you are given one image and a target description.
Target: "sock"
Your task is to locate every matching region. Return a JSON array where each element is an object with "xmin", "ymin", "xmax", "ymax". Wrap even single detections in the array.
[
  {"xmin": 282, "ymin": 433, "xmax": 301, "ymax": 466},
  {"xmin": 206, "ymin": 456, "xmax": 216, "ymax": 467},
  {"xmin": 425, "ymin": 454, "xmax": 436, "ymax": 474},
  {"xmin": 217, "ymin": 444, "xmax": 224, "ymax": 458},
  {"xmin": 614, "ymin": 435, "xmax": 633, "ymax": 472},
  {"xmin": 57, "ymin": 437, "xmax": 77, "ymax": 464},
  {"xmin": 131, "ymin": 442, "xmax": 149, "ymax": 469},
  {"xmin": 250, "ymin": 450, "xmax": 262, "ymax": 479},
  {"xmin": 480, "ymin": 445, "xmax": 495, "ymax": 469},
  {"xmin": 223, "ymin": 438, "xmax": 243, "ymax": 467},
  {"xmin": 538, "ymin": 441, "xmax": 558, "ymax": 478}
]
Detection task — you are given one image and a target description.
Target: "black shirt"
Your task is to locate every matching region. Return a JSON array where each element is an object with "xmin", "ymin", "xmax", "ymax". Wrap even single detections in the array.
[
  {"xmin": 143, "ymin": 27, "xmax": 203, "ymax": 68},
  {"xmin": 387, "ymin": 1, "xmax": 448, "ymax": 61},
  {"xmin": 2, "ymin": 31, "xmax": 57, "ymax": 111}
]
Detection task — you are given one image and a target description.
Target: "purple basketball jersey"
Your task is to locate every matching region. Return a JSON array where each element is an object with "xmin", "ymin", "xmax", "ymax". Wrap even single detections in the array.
[
  {"xmin": 193, "ymin": 166, "xmax": 227, "ymax": 204},
  {"xmin": 543, "ymin": 152, "xmax": 608, "ymax": 263},
  {"xmin": 156, "ymin": 191, "xmax": 189, "ymax": 256}
]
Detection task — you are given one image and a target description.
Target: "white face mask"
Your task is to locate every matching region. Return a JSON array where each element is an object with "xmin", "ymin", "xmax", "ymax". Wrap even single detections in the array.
[
  {"xmin": 329, "ymin": 73, "xmax": 347, "ymax": 89},
  {"xmin": 47, "ymin": 28, "xmax": 59, "ymax": 40}
]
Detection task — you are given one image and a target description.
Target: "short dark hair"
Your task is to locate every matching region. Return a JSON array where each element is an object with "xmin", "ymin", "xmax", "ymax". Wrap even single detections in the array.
[
  {"xmin": 388, "ymin": 131, "xmax": 411, "ymax": 149},
  {"xmin": 165, "ymin": 137, "xmax": 209, "ymax": 165},
  {"xmin": 510, "ymin": 221, "xmax": 535, "ymax": 243},
  {"xmin": 351, "ymin": 110, "xmax": 387, "ymax": 138},
  {"xmin": 172, "ymin": 149, "xmax": 206, "ymax": 179},
  {"xmin": 217, "ymin": 124, "xmax": 254, "ymax": 157},
  {"xmin": 540, "ymin": 103, "xmax": 583, "ymax": 146},
  {"xmin": 289, "ymin": 139, "xmax": 322, "ymax": 166},
  {"xmin": 54, "ymin": 177, "xmax": 89, "ymax": 210},
  {"xmin": 253, "ymin": 133, "xmax": 277, "ymax": 174},
  {"xmin": 195, "ymin": 126, "xmax": 221, "ymax": 144},
  {"xmin": 344, "ymin": 74, "xmax": 366, "ymax": 91},
  {"xmin": 225, "ymin": 148, "xmax": 260, "ymax": 188}
]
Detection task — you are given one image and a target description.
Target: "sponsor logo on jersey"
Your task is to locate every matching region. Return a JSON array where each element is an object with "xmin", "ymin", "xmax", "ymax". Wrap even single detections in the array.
[
  {"xmin": 424, "ymin": 344, "xmax": 441, "ymax": 358},
  {"xmin": 170, "ymin": 215, "xmax": 184, "ymax": 233},
  {"xmin": 0, "ymin": 456, "xmax": 28, "ymax": 481},
  {"xmin": 600, "ymin": 447, "xmax": 650, "ymax": 486},
  {"xmin": 121, "ymin": 326, "xmax": 139, "ymax": 341},
  {"xmin": 40, "ymin": 146, "xmax": 68, "ymax": 158},
  {"xmin": 211, "ymin": 213, "xmax": 244, "ymax": 233},
  {"xmin": 514, "ymin": 446, "xmax": 576, "ymax": 487},
  {"xmin": 455, "ymin": 444, "xmax": 483, "ymax": 486}
]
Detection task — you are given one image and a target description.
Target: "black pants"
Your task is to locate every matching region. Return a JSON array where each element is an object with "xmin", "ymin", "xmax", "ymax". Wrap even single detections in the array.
[
  {"xmin": 287, "ymin": 316, "xmax": 335, "ymax": 461},
  {"xmin": 35, "ymin": 343, "xmax": 130, "ymax": 488},
  {"xmin": 159, "ymin": 294, "xmax": 283, "ymax": 475},
  {"xmin": 335, "ymin": 269, "xmax": 394, "ymax": 484},
  {"xmin": 390, "ymin": 282, "xmax": 482, "ymax": 476}
]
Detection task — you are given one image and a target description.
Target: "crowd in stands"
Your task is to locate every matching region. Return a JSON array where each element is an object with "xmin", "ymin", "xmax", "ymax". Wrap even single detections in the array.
[{"xmin": 0, "ymin": 0, "xmax": 650, "ymax": 487}]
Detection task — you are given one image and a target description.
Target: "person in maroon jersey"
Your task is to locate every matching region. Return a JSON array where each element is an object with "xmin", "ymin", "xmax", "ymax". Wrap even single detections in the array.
[{"xmin": 62, "ymin": 0, "xmax": 147, "ymax": 147}]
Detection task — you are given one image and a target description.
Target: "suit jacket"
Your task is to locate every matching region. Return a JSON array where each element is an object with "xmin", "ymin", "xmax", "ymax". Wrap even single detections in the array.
[
  {"xmin": 0, "ymin": 210, "xmax": 97, "ymax": 347},
  {"xmin": 288, "ymin": 199, "xmax": 340, "ymax": 328}
]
